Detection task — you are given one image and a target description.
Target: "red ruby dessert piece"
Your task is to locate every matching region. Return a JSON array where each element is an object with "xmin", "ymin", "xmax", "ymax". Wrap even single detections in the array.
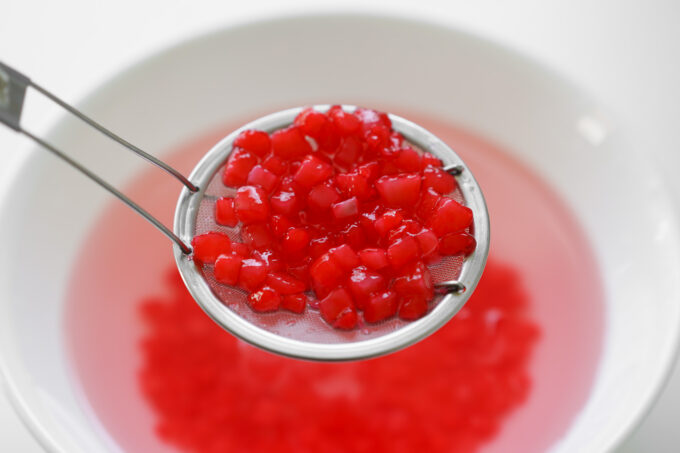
[
  {"xmin": 335, "ymin": 172, "xmax": 372, "ymax": 200},
  {"xmin": 222, "ymin": 148, "xmax": 258, "ymax": 188},
  {"xmin": 328, "ymin": 244, "xmax": 361, "ymax": 271},
  {"xmin": 269, "ymin": 214, "xmax": 294, "ymax": 238},
  {"xmin": 440, "ymin": 232, "xmax": 477, "ymax": 256},
  {"xmin": 294, "ymin": 154, "xmax": 334, "ymax": 188},
  {"xmin": 429, "ymin": 197, "xmax": 473, "ymax": 236},
  {"xmin": 281, "ymin": 293, "xmax": 307, "ymax": 313},
  {"xmin": 294, "ymin": 107, "xmax": 329, "ymax": 137},
  {"xmin": 374, "ymin": 210, "xmax": 404, "ymax": 238},
  {"xmin": 191, "ymin": 232, "xmax": 231, "ymax": 264},
  {"xmin": 240, "ymin": 223, "xmax": 274, "ymax": 250},
  {"xmin": 239, "ymin": 258, "xmax": 269, "ymax": 291},
  {"xmin": 415, "ymin": 228, "xmax": 439, "ymax": 258},
  {"xmin": 334, "ymin": 136, "xmax": 362, "ymax": 169},
  {"xmin": 271, "ymin": 125, "xmax": 312, "ymax": 160},
  {"xmin": 422, "ymin": 165, "xmax": 457, "ymax": 194},
  {"xmin": 387, "ymin": 236, "xmax": 420, "ymax": 269},
  {"xmin": 357, "ymin": 161, "xmax": 380, "ymax": 182},
  {"xmin": 246, "ymin": 165, "xmax": 279, "ymax": 193},
  {"xmin": 265, "ymin": 272, "xmax": 306, "ymax": 294},
  {"xmin": 214, "ymin": 253, "xmax": 242, "ymax": 285},
  {"xmin": 233, "ymin": 129, "xmax": 271, "ymax": 157},
  {"xmin": 282, "ymin": 227, "xmax": 310, "ymax": 255},
  {"xmin": 395, "ymin": 147, "xmax": 422, "ymax": 172},
  {"xmin": 247, "ymin": 286, "xmax": 281, "ymax": 312},
  {"xmin": 307, "ymin": 182, "xmax": 340, "ymax": 211},
  {"xmin": 364, "ymin": 290, "xmax": 399, "ymax": 323},
  {"xmin": 261, "ymin": 154, "xmax": 288, "ymax": 176},
  {"xmin": 375, "ymin": 173, "xmax": 421, "ymax": 208},
  {"xmin": 234, "ymin": 186, "xmax": 270, "ymax": 224},
  {"xmin": 355, "ymin": 107, "xmax": 392, "ymax": 132},
  {"xmin": 331, "ymin": 197, "xmax": 359, "ymax": 221},
  {"xmin": 358, "ymin": 248, "xmax": 389, "ymax": 270},
  {"xmin": 393, "ymin": 261, "xmax": 434, "ymax": 302},
  {"xmin": 270, "ymin": 187, "xmax": 301, "ymax": 217},
  {"xmin": 347, "ymin": 266, "xmax": 386, "ymax": 309},
  {"xmin": 215, "ymin": 197, "xmax": 238, "ymax": 227},
  {"xmin": 319, "ymin": 288, "xmax": 358, "ymax": 329},
  {"xmin": 339, "ymin": 222, "xmax": 366, "ymax": 250},
  {"xmin": 328, "ymin": 105, "xmax": 361, "ymax": 136},
  {"xmin": 421, "ymin": 152, "xmax": 442, "ymax": 168},
  {"xmin": 310, "ymin": 253, "xmax": 344, "ymax": 291},
  {"xmin": 398, "ymin": 296, "xmax": 429, "ymax": 320},
  {"xmin": 309, "ymin": 234, "xmax": 335, "ymax": 259},
  {"xmin": 416, "ymin": 187, "xmax": 442, "ymax": 221},
  {"xmin": 230, "ymin": 242, "xmax": 250, "ymax": 257}
]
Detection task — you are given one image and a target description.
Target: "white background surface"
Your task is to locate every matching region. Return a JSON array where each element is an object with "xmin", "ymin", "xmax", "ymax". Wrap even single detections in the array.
[{"xmin": 1, "ymin": 0, "xmax": 679, "ymax": 451}]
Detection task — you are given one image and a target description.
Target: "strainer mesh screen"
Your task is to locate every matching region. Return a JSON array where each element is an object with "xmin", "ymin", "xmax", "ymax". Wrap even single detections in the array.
[{"xmin": 192, "ymin": 148, "xmax": 466, "ymax": 344}]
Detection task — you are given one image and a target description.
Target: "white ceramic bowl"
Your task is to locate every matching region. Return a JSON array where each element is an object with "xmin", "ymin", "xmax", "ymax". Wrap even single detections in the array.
[{"xmin": 1, "ymin": 13, "xmax": 679, "ymax": 453}]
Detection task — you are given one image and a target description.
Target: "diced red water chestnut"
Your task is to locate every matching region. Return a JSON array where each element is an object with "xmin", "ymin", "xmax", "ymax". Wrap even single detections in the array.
[
  {"xmin": 240, "ymin": 223, "xmax": 274, "ymax": 250},
  {"xmin": 374, "ymin": 210, "xmax": 403, "ymax": 237},
  {"xmin": 269, "ymin": 215, "xmax": 294, "ymax": 238},
  {"xmin": 233, "ymin": 129, "xmax": 271, "ymax": 157},
  {"xmin": 387, "ymin": 235, "xmax": 420, "ymax": 269},
  {"xmin": 355, "ymin": 107, "xmax": 392, "ymax": 132},
  {"xmin": 398, "ymin": 297, "xmax": 429, "ymax": 320},
  {"xmin": 332, "ymin": 197, "xmax": 359, "ymax": 220},
  {"xmin": 396, "ymin": 147, "xmax": 422, "ymax": 172},
  {"xmin": 294, "ymin": 108, "xmax": 329, "ymax": 137},
  {"xmin": 416, "ymin": 187, "xmax": 442, "ymax": 221},
  {"xmin": 364, "ymin": 124, "xmax": 391, "ymax": 155},
  {"xmin": 307, "ymin": 182, "xmax": 340, "ymax": 211},
  {"xmin": 328, "ymin": 105, "xmax": 361, "ymax": 136},
  {"xmin": 430, "ymin": 198, "xmax": 474, "ymax": 236},
  {"xmin": 334, "ymin": 136, "xmax": 362, "ymax": 169},
  {"xmin": 231, "ymin": 242, "xmax": 250, "ymax": 257},
  {"xmin": 266, "ymin": 272, "xmax": 306, "ymax": 294},
  {"xmin": 261, "ymin": 154, "xmax": 288, "ymax": 176},
  {"xmin": 422, "ymin": 165, "xmax": 457, "ymax": 194},
  {"xmin": 214, "ymin": 253, "xmax": 242, "ymax": 285},
  {"xmin": 364, "ymin": 290, "xmax": 399, "ymax": 323},
  {"xmin": 319, "ymin": 288, "xmax": 358, "ymax": 330},
  {"xmin": 440, "ymin": 232, "xmax": 477, "ymax": 256},
  {"xmin": 347, "ymin": 266, "xmax": 386, "ymax": 309},
  {"xmin": 191, "ymin": 232, "xmax": 231, "ymax": 264},
  {"xmin": 309, "ymin": 235, "xmax": 334, "ymax": 259},
  {"xmin": 415, "ymin": 228, "xmax": 439, "ymax": 258},
  {"xmin": 281, "ymin": 293, "xmax": 307, "ymax": 313},
  {"xmin": 215, "ymin": 197, "xmax": 238, "ymax": 227},
  {"xmin": 335, "ymin": 172, "xmax": 372, "ymax": 200},
  {"xmin": 271, "ymin": 125, "xmax": 312, "ymax": 160},
  {"xmin": 393, "ymin": 261, "xmax": 434, "ymax": 302},
  {"xmin": 328, "ymin": 244, "xmax": 361, "ymax": 271},
  {"xmin": 293, "ymin": 154, "xmax": 334, "ymax": 188},
  {"xmin": 234, "ymin": 186, "xmax": 270, "ymax": 224},
  {"xmin": 375, "ymin": 173, "xmax": 422, "ymax": 208},
  {"xmin": 358, "ymin": 248, "xmax": 389, "ymax": 270},
  {"xmin": 339, "ymin": 222, "xmax": 366, "ymax": 250},
  {"xmin": 310, "ymin": 253, "xmax": 344, "ymax": 290},
  {"xmin": 270, "ymin": 188, "xmax": 300, "ymax": 217},
  {"xmin": 421, "ymin": 152, "xmax": 443, "ymax": 169},
  {"xmin": 246, "ymin": 165, "xmax": 279, "ymax": 193},
  {"xmin": 247, "ymin": 286, "xmax": 281, "ymax": 312},
  {"xmin": 222, "ymin": 148, "xmax": 258, "ymax": 188},
  {"xmin": 253, "ymin": 250, "xmax": 284, "ymax": 273},
  {"xmin": 239, "ymin": 258, "xmax": 269, "ymax": 291},
  {"xmin": 282, "ymin": 227, "xmax": 310, "ymax": 255},
  {"xmin": 357, "ymin": 161, "xmax": 380, "ymax": 181}
]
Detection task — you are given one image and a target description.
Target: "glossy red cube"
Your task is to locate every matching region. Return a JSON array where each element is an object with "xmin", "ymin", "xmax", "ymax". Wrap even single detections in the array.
[
  {"xmin": 331, "ymin": 197, "xmax": 359, "ymax": 221},
  {"xmin": 364, "ymin": 290, "xmax": 399, "ymax": 323},
  {"xmin": 319, "ymin": 288, "xmax": 358, "ymax": 330},
  {"xmin": 246, "ymin": 165, "xmax": 279, "ymax": 193},
  {"xmin": 215, "ymin": 197, "xmax": 238, "ymax": 227},
  {"xmin": 439, "ymin": 232, "xmax": 477, "ymax": 256},
  {"xmin": 375, "ymin": 173, "xmax": 422, "ymax": 208},
  {"xmin": 238, "ymin": 258, "xmax": 269, "ymax": 291},
  {"xmin": 191, "ymin": 232, "xmax": 231, "ymax": 264},
  {"xmin": 233, "ymin": 129, "xmax": 271, "ymax": 157},
  {"xmin": 281, "ymin": 293, "xmax": 307, "ymax": 313},
  {"xmin": 266, "ymin": 272, "xmax": 306, "ymax": 295},
  {"xmin": 214, "ymin": 252, "xmax": 242, "ymax": 285},
  {"xmin": 271, "ymin": 125, "xmax": 312, "ymax": 160},
  {"xmin": 247, "ymin": 286, "xmax": 281, "ymax": 312},
  {"xmin": 387, "ymin": 236, "xmax": 420, "ymax": 269},
  {"xmin": 294, "ymin": 154, "xmax": 334, "ymax": 188},
  {"xmin": 358, "ymin": 248, "xmax": 389, "ymax": 270},
  {"xmin": 429, "ymin": 197, "xmax": 473, "ymax": 236},
  {"xmin": 234, "ymin": 186, "xmax": 270, "ymax": 224},
  {"xmin": 222, "ymin": 148, "xmax": 258, "ymax": 188},
  {"xmin": 347, "ymin": 266, "xmax": 387, "ymax": 309}
]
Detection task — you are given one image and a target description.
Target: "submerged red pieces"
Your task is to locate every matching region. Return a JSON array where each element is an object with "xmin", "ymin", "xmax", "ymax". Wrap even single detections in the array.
[{"xmin": 191, "ymin": 106, "xmax": 476, "ymax": 329}]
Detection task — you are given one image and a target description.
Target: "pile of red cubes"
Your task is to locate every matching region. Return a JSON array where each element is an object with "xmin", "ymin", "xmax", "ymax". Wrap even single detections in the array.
[{"xmin": 191, "ymin": 106, "xmax": 476, "ymax": 329}]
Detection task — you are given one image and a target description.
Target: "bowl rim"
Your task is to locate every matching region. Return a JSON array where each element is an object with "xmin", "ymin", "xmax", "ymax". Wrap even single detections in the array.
[{"xmin": 0, "ymin": 10, "xmax": 678, "ymax": 453}]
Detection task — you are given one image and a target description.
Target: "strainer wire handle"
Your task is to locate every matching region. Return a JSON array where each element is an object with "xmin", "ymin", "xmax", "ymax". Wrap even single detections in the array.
[{"xmin": 0, "ymin": 61, "xmax": 195, "ymax": 254}]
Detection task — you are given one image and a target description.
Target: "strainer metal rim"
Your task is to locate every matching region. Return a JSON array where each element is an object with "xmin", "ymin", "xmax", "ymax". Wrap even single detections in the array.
[{"xmin": 173, "ymin": 105, "xmax": 489, "ymax": 361}]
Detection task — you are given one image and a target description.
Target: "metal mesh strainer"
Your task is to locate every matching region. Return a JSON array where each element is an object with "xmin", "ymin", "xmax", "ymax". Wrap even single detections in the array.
[{"xmin": 1, "ymin": 62, "xmax": 489, "ymax": 361}]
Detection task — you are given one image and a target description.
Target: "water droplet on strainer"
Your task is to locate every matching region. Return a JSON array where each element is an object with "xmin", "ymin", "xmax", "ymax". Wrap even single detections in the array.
[{"xmin": 173, "ymin": 105, "xmax": 489, "ymax": 361}]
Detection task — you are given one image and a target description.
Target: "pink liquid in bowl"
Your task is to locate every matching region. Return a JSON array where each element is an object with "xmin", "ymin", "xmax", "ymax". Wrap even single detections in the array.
[{"xmin": 64, "ymin": 114, "xmax": 604, "ymax": 452}]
